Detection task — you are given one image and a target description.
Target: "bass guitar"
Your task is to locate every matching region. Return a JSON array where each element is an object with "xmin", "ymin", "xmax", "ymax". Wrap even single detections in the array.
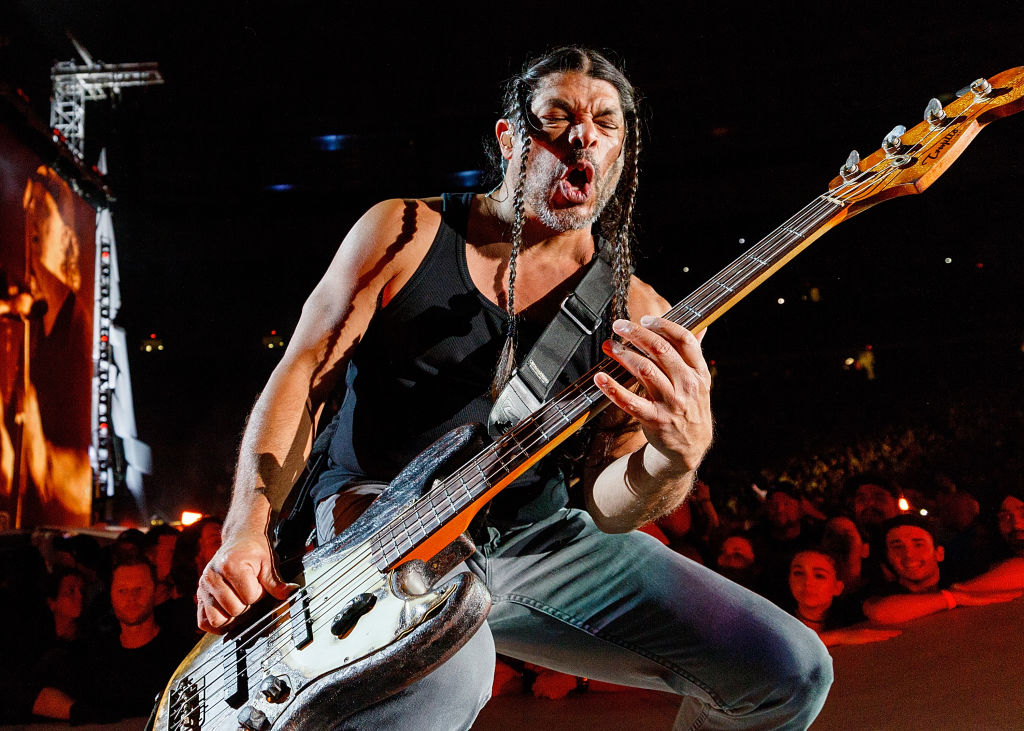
[{"xmin": 148, "ymin": 66, "xmax": 1024, "ymax": 730}]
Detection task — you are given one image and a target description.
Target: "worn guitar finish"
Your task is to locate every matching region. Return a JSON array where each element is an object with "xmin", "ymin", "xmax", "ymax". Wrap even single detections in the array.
[{"xmin": 149, "ymin": 67, "xmax": 1023, "ymax": 730}]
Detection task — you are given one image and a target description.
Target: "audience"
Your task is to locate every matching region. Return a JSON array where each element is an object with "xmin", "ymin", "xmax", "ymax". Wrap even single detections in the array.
[{"xmin": 31, "ymin": 555, "xmax": 192, "ymax": 724}]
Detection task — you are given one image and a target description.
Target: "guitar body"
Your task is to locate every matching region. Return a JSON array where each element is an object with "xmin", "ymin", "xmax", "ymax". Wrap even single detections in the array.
[{"xmin": 149, "ymin": 424, "xmax": 492, "ymax": 730}]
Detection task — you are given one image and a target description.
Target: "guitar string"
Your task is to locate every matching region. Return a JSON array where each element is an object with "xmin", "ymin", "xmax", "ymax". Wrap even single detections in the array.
[{"xmin": 169, "ymin": 98, "xmax": 983, "ymax": 726}]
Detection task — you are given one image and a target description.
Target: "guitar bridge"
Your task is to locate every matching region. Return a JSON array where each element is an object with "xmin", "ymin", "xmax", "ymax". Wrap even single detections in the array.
[{"xmin": 169, "ymin": 675, "xmax": 204, "ymax": 729}]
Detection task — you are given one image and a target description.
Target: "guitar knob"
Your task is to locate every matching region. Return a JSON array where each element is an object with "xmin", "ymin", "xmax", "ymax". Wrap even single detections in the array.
[
  {"xmin": 882, "ymin": 125, "xmax": 907, "ymax": 154},
  {"xmin": 260, "ymin": 674, "xmax": 291, "ymax": 703},
  {"xmin": 237, "ymin": 705, "xmax": 270, "ymax": 731},
  {"xmin": 839, "ymin": 149, "xmax": 861, "ymax": 181},
  {"xmin": 970, "ymin": 77, "xmax": 992, "ymax": 97},
  {"xmin": 924, "ymin": 98, "xmax": 946, "ymax": 125}
]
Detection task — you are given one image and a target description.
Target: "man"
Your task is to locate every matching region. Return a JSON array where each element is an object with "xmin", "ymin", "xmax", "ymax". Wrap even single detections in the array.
[
  {"xmin": 863, "ymin": 514, "xmax": 1020, "ymax": 624},
  {"xmin": 847, "ymin": 473, "xmax": 900, "ymax": 534},
  {"xmin": 198, "ymin": 47, "xmax": 832, "ymax": 729},
  {"xmin": 12, "ymin": 166, "xmax": 93, "ymax": 524}
]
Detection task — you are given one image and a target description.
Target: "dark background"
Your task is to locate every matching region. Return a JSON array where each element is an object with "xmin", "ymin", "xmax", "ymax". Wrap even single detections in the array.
[{"xmin": 2, "ymin": 1, "xmax": 1022, "ymax": 521}]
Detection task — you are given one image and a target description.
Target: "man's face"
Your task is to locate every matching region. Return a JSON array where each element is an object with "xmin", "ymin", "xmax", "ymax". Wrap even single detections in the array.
[
  {"xmin": 717, "ymin": 536, "xmax": 755, "ymax": 570},
  {"xmin": 789, "ymin": 551, "xmax": 843, "ymax": 612},
  {"xmin": 517, "ymin": 71, "xmax": 626, "ymax": 232},
  {"xmin": 766, "ymin": 491, "xmax": 801, "ymax": 529},
  {"xmin": 997, "ymin": 496, "xmax": 1024, "ymax": 556},
  {"xmin": 110, "ymin": 564, "xmax": 156, "ymax": 627},
  {"xmin": 885, "ymin": 525, "xmax": 943, "ymax": 591},
  {"xmin": 853, "ymin": 483, "xmax": 898, "ymax": 528},
  {"xmin": 23, "ymin": 180, "xmax": 81, "ymax": 292}
]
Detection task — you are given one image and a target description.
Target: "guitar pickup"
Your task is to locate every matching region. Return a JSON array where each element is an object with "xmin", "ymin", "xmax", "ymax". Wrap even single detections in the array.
[{"xmin": 289, "ymin": 588, "xmax": 313, "ymax": 649}]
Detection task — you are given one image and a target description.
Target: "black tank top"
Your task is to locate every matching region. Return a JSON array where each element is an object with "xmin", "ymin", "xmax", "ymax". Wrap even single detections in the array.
[{"xmin": 312, "ymin": 193, "xmax": 610, "ymax": 524}]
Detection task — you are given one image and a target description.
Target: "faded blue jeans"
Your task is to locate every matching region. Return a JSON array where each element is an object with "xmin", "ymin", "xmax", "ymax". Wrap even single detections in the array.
[{"xmin": 316, "ymin": 497, "xmax": 833, "ymax": 730}]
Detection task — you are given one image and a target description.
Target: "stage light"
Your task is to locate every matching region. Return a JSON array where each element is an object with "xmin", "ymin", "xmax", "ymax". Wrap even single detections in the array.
[
  {"xmin": 682, "ymin": 267, "xmax": 690, "ymax": 273},
  {"xmin": 777, "ymin": 298, "xmax": 785, "ymax": 305},
  {"xmin": 919, "ymin": 509, "xmax": 929, "ymax": 516},
  {"xmin": 898, "ymin": 497, "xmax": 910, "ymax": 511},
  {"xmin": 945, "ymin": 257, "xmax": 952, "ymax": 264},
  {"xmin": 181, "ymin": 511, "xmax": 203, "ymax": 526}
]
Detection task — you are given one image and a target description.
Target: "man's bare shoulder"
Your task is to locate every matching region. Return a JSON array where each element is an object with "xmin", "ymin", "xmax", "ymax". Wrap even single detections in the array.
[
  {"xmin": 355, "ymin": 198, "xmax": 443, "ymax": 248},
  {"xmin": 627, "ymin": 275, "xmax": 672, "ymax": 320}
]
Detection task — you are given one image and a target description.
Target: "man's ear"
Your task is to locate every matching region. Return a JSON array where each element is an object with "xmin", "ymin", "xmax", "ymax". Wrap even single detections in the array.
[
  {"xmin": 495, "ymin": 119, "xmax": 515, "ymax": 161},
  {"xmin": 861, "ymin": 542, "xmax": 871, "ymax": 560},
  {"xmin": 936, "ymin": 545, "xmax": 945, "ymax": 563},
  {"xmin": 833, "ymin": 580, "xmax": 845, "ymax": 597}
]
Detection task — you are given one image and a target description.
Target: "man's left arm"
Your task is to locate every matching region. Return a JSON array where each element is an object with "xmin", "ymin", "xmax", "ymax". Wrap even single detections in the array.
[{"xmin": 585, "ymin": 287, "xmax": 713, "ymax": 533}]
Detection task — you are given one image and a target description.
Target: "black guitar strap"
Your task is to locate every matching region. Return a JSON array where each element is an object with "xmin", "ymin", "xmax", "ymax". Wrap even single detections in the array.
[
  {"xmin": 273, "ymin": 413, "xmax": 340, "ymax": 559},
  {"xmin": 487, "ymin": 239, "xmax": 617, "ymax": 438}
]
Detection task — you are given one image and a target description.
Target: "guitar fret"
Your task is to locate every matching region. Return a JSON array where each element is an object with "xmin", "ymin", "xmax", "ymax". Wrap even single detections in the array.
[
  {"xmin": 716, "ymin": 280, "xmax": 735, "ymax": 293},
  {"xmin": 749, "ymin": 253, "xmax": 769, "ymax": 266}
]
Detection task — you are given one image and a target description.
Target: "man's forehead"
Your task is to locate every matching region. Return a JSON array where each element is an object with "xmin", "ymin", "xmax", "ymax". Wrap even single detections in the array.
[
  {"xmin": 793, "ymin": 551, "xmax": 836, "ymax": 574},
  {"xmin": 113, "ymin": 564, "xmax": 152, "ymax": 584},
  {"xmin": 886, "ymin": 525, "xmax": 932, "ymax": 543},
  {"xmin": 531, "ymin": 72, "xmax": 623, "ymax": 112}
]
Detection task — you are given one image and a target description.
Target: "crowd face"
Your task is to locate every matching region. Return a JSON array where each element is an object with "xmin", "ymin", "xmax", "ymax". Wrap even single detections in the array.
[
  {"xmin": 789, "ymin": 551, "xmax": 843, "ymax": 614},
  {"xmin": 519, "ymin": 71, "xmax": 626, "ymax": 232},
  {"xmin": 196, "ymin": 522, "xmax": 223, "ymax": 571},
  {"xmin": 884, "ymin": 525, "xmax": 943, "ymax": 592},
  {"xmin": 717, "ymin": 536, "xmax": 755, "ymax": 570},
  {"xmin": 853, "ymin": 483, "xmax": 899, "ymax": 528},
  {"xmin": 766, "ymin": 492, "xmax": 801, "ymax": 529},
  {"xmin": 151, "ymin": 533, "xmax": 178, "ymax": 582},
  {"xmin": 996, "ymin": 496, "xmax": 1024, "ymax": 556},
  {"xmin": 110, "ymin": 564, "xmax": 157, "ymax": 627},
  {"xmin": 48, "ymin": 573, "xmax": 84, "ymax": 622}
]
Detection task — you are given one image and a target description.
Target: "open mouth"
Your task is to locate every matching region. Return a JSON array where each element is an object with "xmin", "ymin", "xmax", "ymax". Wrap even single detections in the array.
[{"xmin": 557, "ymin": 160, "xmax": 595, "ymax": 204}]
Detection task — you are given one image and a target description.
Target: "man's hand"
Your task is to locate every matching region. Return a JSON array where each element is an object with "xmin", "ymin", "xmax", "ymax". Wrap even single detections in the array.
[
  {"xmin": 197, "ymin": 532, "xmax": 295, "ymax": 633},
  {"xmin": 595, "ymin": 316, "xmax": 713, "ymax": 473}
]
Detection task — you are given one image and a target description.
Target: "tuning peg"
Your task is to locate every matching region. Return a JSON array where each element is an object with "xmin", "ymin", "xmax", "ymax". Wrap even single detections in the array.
[
  {"xmin": 840, "ymin": 150, "xmax": 861, "ymax": 181},
  {"xmin": 882, "ymin": 125, "xmax": 907, "ymax": 154},
  {"xmin": 925, "ymin": 98, "xmax": 946, "ymax": 125},
  {"xmin": 956, "ymin": 77, "xmax": 993, "ymax": 99},
  {"xmin": 970, "ymin": 77, "xmax": 992, "ymax": 97}
]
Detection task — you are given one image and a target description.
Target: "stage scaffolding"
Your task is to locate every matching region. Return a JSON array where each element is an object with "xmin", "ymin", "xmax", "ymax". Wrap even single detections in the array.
[{"xmin": 50, "ymin": 38, "xmax": 161, "ymax": 524}]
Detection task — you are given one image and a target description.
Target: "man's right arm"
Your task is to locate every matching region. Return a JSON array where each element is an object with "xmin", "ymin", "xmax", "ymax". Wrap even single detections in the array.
[{"xmin": 197, "ymin": 199, "xmax": 429, "ymax": 633}]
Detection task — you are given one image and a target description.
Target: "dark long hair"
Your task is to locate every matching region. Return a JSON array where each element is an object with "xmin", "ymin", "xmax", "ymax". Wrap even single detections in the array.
[{"xmin": 490, "ymin": 46, "xmax": 642, "ymax": 398}]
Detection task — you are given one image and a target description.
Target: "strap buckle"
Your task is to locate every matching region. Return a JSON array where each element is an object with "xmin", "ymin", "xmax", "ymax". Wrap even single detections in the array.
[{"xmin": 559, "ymin": 293, "xmax": 600, "ymax": 336}]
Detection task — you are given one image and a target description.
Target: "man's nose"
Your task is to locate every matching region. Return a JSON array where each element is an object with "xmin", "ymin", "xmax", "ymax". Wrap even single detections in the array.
[{"xmin": 568, "ymin": 119, "xmax": 598, "ymax": 149}]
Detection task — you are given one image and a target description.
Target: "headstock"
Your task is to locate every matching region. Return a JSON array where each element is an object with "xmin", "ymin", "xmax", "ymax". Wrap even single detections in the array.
[{"xmin": 825, "ymin": 66, "xmax": 1024, "ymax": 214}]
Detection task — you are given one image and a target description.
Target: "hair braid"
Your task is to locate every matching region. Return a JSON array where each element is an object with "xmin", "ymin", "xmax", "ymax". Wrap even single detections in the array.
[
  {"xmin": 491, "ymin": 107, "xmax": 533, "ymax": 399},
  {"xmin": 487, "ymin": 47, "xmax": 644, "ymax": 396},
  {"xmin": 611, "ymin": 116, "xmax": 640, "ymax": 323}
]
